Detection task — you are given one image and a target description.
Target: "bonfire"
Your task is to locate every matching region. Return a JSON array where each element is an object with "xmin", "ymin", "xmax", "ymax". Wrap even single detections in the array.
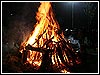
[{"xmin": 19, "ymin": 2, "xmax": 81, "ymax": 73}]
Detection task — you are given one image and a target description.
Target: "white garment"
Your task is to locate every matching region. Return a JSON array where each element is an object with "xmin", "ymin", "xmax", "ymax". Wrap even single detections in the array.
[{"xmin": 68, "ymin": 35, "xmax": 80, "ymax": 50}]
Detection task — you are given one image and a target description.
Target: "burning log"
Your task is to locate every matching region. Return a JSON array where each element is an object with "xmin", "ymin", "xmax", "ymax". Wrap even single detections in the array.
[
  {"xmin": 42, "ymin": 36, "xmax": 54, "ymax": 48},
  {"xmin": 25, "ymin": 44, "xmax": 53, "ymax": 53},
  {"xmin": 56, "ymin": 42, "xmax": 71, "ymax": 69},
  {"xmin": 22, "ymin": 50, "xmax": 28, "ymax": 63},
  {"xmin": 39, "ymin": 48, "xmax": 52, "ymax": 72}
]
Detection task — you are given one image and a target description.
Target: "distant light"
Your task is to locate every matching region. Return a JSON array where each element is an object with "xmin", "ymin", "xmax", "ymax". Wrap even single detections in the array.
[
  {"xmin": 10, "ymin": 13, "xmax": 13, "ymax": 16},
  {"xmin": 65, "ymin": 29, "xmax": 68, "ymax": 31},
  {"xmin": 76, "ymin": 50, "xmax": 79, "ymax": 53},
  {"xmin": 70, "ymin": 30, "xmax": 73, "ymax": 31}
]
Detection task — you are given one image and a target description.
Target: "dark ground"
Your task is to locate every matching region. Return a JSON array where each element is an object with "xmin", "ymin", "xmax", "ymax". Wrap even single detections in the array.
[
  {"xmin": 2, "ymin": 46, "xmax": 98, "ymax": 73},
  {"xmin": 72, "ymin": 53, "xmax": 98, "ymax": 73}
]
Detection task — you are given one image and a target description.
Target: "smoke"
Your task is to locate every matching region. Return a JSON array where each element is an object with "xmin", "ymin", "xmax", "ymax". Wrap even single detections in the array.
[{"xmin": 2, "ymin": 2, "xmax": 40, "ymax": 53}]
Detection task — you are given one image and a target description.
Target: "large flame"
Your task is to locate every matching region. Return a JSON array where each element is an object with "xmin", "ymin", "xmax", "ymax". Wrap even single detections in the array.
[
  {"xmin": 25, "ymin": 2, "xmax": 61, "ymax": 46},
  {"xmin": 21, "ymin": 2, "xmax": 63, "ymax": 66},
  {"xmin": 19, "ymin": 2, "xmax": 80, "ymax": 73}
]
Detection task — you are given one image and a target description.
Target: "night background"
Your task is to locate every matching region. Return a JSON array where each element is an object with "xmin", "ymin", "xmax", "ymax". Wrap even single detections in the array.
[{"xmin": 2, "ymin": 1, "xmax": 98, "ymax": 73}]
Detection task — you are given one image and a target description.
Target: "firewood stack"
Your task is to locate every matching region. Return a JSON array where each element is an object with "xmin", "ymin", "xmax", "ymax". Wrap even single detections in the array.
[
  {"xmin": 19, "ymin": 2, "xmax": 81, "ymax": 73},
  {"xmin": 20, "ymin": 29, "xmax": 81, "ymax": 73}
]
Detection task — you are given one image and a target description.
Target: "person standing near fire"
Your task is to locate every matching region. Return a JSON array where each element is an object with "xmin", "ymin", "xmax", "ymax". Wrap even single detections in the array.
[{"xmin": 67, "ymin": 29, "xmax": 81, "ymax": 53}]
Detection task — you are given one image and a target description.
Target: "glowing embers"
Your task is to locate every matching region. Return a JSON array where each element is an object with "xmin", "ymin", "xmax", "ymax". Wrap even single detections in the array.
[
  {"xmin": 27, "ymin": 51, "xmax": 42, "ymax": 66},
  {"xmin": 61, "ymin": 69, "xmax": 70, "ymax": 73}
]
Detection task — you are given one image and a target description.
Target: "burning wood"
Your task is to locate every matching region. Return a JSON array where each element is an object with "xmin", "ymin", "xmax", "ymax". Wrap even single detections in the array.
[
  {"xmin": 25, "ymin": 44, "xmax": 53, "ymax": 53},
  {"xmin": 19, "ymin": 2, "xmax": 81, "ymax": 73}
]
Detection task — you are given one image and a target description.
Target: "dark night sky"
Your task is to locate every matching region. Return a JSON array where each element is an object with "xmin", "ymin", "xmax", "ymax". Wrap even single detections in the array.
[
  {"xmin": 2, "ymin": 2, "xmax": 98, "ymax": 45},
  {"xmin": 2, "ymin": 2, "xmax": 98, "ymax": 30},
  {"xmin": 52, "ymin": 2, "xmax": 98, "ymax": 30}
]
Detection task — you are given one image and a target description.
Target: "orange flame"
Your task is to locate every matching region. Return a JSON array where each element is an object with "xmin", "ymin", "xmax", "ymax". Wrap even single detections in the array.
[
  {"xmin": 20, "ymin": 2, "xmax": 64, "ymax": 67},
  {"xmin": 19, "ymin": 2, "xmax": 80, "ymax": 73},
  {"xmin": 25, "ymin": 2, "xmax": 61, "ymax": 47}
]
